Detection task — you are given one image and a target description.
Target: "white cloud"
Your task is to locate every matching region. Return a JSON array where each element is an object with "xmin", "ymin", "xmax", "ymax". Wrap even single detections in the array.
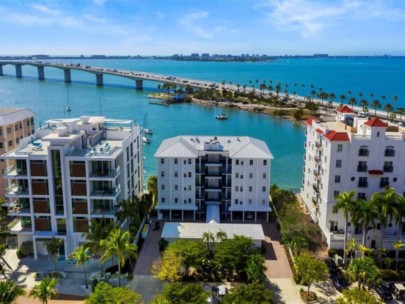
[
  {"xmin": 93, "ymin": 0, "xmax": 107, "ymax": 5},
  {"xmin": 258, "ymin": 0, "xmax": 405, "ymax": 38},
  {"xmin": 30, "ymin": 4, "xmax": 60, "ymax": 15},
  {"xmin": 180, "ymin": 11, "xmax": 213, "ymax": 39},
  {"xmin": 156, "ymin": 11, "xmax": 165, "ymax": 20}
]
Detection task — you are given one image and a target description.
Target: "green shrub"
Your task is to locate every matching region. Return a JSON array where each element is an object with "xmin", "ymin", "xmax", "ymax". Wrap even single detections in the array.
[
  {"xmin": 158, "ymin": 238, "xmax": 169, "ymax": 252},
  {"xmin": 380, "ymin": 269, "xmax": 405, "ymax": 281},
  {"xmin": 17, "ymin": 241, "xmax": 33, "ymax": 258}
]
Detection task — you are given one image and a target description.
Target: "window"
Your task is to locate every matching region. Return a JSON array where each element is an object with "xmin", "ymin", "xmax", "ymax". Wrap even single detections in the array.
[
  {"xmin": 333, "ymin": 191, "xmax": 339, "ymax": 197},
  {"xmin": 175, "ymin": 198, "xmax": 178, "ymax": 203},
  {"xmin": 174, "ymin": 185, "xmax": 178, "ymax": 190},
  {"xmin": 160, "ymin": 171, "xmax": 165, "ymax": 177},
  {"xmin": 385, "ymin": 146, "xmax": 395, "ymax": 157},
  {"xmin": 174, "ymin": 158, "xmax": 178, "ymax": 164},
  {"xmin": 161, "ymin": 185, "xmax": 165, "ymax": 190},
  {"xmin": 240, "ymin": 186, "xmax": 243, "ymax": 192},
  {"xmin": 263, "ymin": 160, "xmax": 267, "ymax": 165},
  {"xmin": 336, "ymin": 160, "xmax": 342, "ymax": 168},
  {"xmin": 15, "ymin": 125, "xmax": 18, "ymax": 131},
  {"xmin": 188, "ymin": 172, "xmax": 192, "ymax": 178},
  {"xmin": 235, "ymin": 186, "xmax": 239, "ymax": 192},
  {"xmin": 358, "ymin": 193, "xmax": 366, "ymax": 200},
  {"xmin": 236, "ymin": 160, "xmax": 239, "ymax": 165},
  {"xmin": 357, "ymin": 161, "xmax": 367, "ymax": 172},
  {"xmin": 263, "ymin": 173, "xmax": 267, "ymax": 179},
  {"xmin": 335, "ymin": 175, "xmax": 341, "ymax": 183},
  {"xmin": 241, "ymin": 161, "xmax": 244, "ymax": 165},
  {"xmin": 358, "ymin": 177, "xmax": 368, "ymax": 188},
  {"xmin": 249, "ymin": 159, "xmax": 253, "ymax": 165},
  {"xmin": 329, "ymin": 221, "xmax": 338, "ymax": 232},
  {"xmin": 249, "ymin": 173, "xmax": 253, "ymax": 179},
  {"xmin": 160, "ymin": 159, "xmax": 164, "ymax": 164},
  {"xmin": 184, "ymin": 160, "xmax": 186, "ymax": 164},
  {"xmin": 262, "ymin": 199, "xmax": 266, "ymax": 205},
  {"xmin": 174, "ymin": 172, "xmax": 178, "ymax": 177},
  {"xmin": 235, "ymin": 199, "xmax": 239, "ymax": 204},
  {"xmin": 384, "ymin": 161, "xmax": 393, "ymax": 172},
  {"xmin": 235, "ymin": 173, "xmax": 239, "ymax": 178},
  {"xmin": 358, "ymin": 146, "xmax": 369, "ymax": 156},
  {"xmin": 248, "ymin": 199, "xmax": 252, "ymax": 205},
  {"xmin": 249, "ymin": 186, "xmax": 252, "ymax": 192},
  {"xmin": 262, "ymin": 186, "xmax": 266, "ymax": 192},
  {"xmin": 8, "ymin": 140, "xmax": 12, "ymax": 147},
  {"xmin": 380, "ymin": 177, "xmax": 389, "ymax": 188},
  {"xmin": 188, "ymin": 159, "xmax": 192, "ymax": 164},
  {"xmin": 31, "ymin": 118, "xmax": 34, "ymax": 125},
  {"xmin": 16, "ymin": 138, "xmax": 20, "ymax": 145},
  {"xmin": 337, "ymin": 144, "xmax": 343, "ymax": 152},
  {"xmin": 188, "ymin": 198, "xmax": 192, "ymax": 204},
  {"xmin": 0, "ymin": 143, "xmax": 3, "ymax": 149},
  {"xmin": 161, "ymin": 197, "xmax": 165, "ymax": 203},
  {"xmin": 188, "ymin": 185, "xmax": 191, "ymax": 191},
  {"xmin": 27, "ymin": 120, "xmax": 30, "ymax": 126}
]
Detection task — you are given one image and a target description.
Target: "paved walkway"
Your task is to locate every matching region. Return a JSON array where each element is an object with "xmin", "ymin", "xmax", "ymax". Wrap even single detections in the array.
[
  {"xmin": 128, "ymin": 222, "xmax": 165, "ymax": 302},
  {"xmin": 262, "ymin": 223, "xmax": 302, "ymax": 303}
]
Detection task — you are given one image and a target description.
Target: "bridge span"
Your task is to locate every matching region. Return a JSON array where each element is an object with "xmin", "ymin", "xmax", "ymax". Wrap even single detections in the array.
[{"xmin": 0, "ymin": 61, "xmax": 221, "ymax": 91}]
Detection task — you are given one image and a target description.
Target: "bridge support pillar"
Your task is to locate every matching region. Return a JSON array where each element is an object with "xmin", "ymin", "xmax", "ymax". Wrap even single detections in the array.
[
  {"xmin": 15, "ymin": 64, "xmax": 22, "ymax": 78},
  {"xmin": 64, "ymin": 69, "xmax": 71, "ymax": 83},
  {"xmin": 37, "ymin": 66, "xmax": 45, "ymax": 80},
  {"xmin": 135, "ymin": 79, "xmax": 143, "ymax": 90},
  {"xmin": 0, "ymin": 65, "xmax": 3, "ymax": 76},
  {"xmin": 96, "ymin": 73, "xmax": 103, "ymax": 86}
]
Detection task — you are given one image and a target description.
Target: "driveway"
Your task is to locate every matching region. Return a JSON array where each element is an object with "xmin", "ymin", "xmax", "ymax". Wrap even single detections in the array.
[{"xmin": 262, "ymin": 223, "xmax": 302, "ymax": 303}]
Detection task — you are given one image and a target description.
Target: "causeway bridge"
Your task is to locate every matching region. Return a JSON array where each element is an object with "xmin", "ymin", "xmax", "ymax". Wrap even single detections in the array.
[{"xmin": 0, "ymin": 61, "xmax": 220, "ymax": 90}]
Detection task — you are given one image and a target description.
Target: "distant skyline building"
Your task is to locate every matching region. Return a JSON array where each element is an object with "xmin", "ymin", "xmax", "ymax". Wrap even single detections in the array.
[
  {"xmin": 1, "ymin": 116, "xmax": 143, "ymax": 259},
  {"xmin": 155, "ymin": 135, "xmax": 273, "ymax": 223},
  {"xmin": 301, "ymin": 106, "xmax": 405, "ymax": 250}
]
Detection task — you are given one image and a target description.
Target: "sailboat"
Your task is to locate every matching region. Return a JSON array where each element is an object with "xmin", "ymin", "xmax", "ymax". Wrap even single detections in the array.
[{"xmin": 66, "ymin": 89, "xmax": 72, "ymax": 112}]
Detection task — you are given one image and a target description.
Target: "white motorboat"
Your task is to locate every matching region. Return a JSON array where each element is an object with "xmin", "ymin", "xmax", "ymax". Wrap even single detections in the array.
[
  {"xmin": 216, "ymin": 113, "xmax": 228, "ymax": 120},
  {"xmin": 142, "ymin": 136, "xmax": 150, "ymax": 144},
  {"xmin": 144, "ymin": 128, "xmax": 153, "ymax": 134}
]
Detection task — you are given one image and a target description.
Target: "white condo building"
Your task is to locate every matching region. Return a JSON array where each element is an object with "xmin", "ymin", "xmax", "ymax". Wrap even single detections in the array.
[
  {"xmin": 301, "ymin": 105, "xmax": 405, "ymax": 250},
  {"xmin": 155, "ymin": 136, "xmax": 273, "ymax": 223},
  {"xmin": 1, "ymin": 116, "xmax": 143, "ymax": 259}
]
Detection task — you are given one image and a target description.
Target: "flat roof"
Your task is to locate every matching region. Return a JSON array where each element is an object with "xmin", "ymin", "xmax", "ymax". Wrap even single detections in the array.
[{"xmin": 161, "ymin": 222, "xmax": 265, "ymax": 241}]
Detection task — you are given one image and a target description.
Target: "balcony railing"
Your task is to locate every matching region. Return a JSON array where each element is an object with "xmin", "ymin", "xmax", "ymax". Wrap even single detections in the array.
[
  {"xmin": 383, "ymin": 166, "xmax": 393, "ymax": 173},
  {"xmin": 314, "ymin": 156, "xmax": 321, "ymax": 163},
  {"xmin": 357, "ymin": 166, "xmax": 368, "ymax": 172},
  {"xmin": 91, "ymin": 186, "xmax": 121, "ymax": 197},
  {"xmin": 384, "ymin": 150, "xmax": 395, "ymax": 157},
  {"xmin": 313, "ymin": 171, "xmax": 320, "ymax": 178},
  {"xmin": 6, "ymin": 184, "xmax": 29, "ymax": 195},
  {"xmin": 315, "ymin": 142, "xmax": 322, "ymax": 149},
  {"xmin": 3, "ymin": 165, "xmax": 27, "ymax": 177},
  {"xmin": 358, "ymin": 182, "xmax": 368, "ymax": 188},
  {"xmin": 90, "ymin": 167, "xmax": 120, "ymax": 178},
  {"xmin": 358, "ymin": 149, "xmax": 369, "ymax": 156},
  {"xmin": 313, "ymin": 184, "xmax": 320, "ymax": 193}
]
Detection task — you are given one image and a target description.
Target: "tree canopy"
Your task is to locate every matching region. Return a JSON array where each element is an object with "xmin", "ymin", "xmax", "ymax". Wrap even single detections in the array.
[
  {"xmin": 162, "ymin": 282, "xmax": 208, "ymax": 304},
  {"xmin": 85, "ymin": 282, "xmax": 142, "ymax": 304},
  {"xmin": 222, "ymin": 283, "xmax": 275, "ymax": 304}
]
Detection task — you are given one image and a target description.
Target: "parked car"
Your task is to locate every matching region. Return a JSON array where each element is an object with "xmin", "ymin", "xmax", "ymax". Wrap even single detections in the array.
[
  {"xmin": 374, "ymin": 284, "xmax": 393, "ymax": 301},
  {"xmin": 389, "ymin": 283, "xmax": 405, "ymax": 300},
  {"xmin": 331, "ymin": 274, "xmax": 347, "ymax": 292},
  {"xmin": 325, "ymin": 258, "xmax": 339, "ymax": 274}
]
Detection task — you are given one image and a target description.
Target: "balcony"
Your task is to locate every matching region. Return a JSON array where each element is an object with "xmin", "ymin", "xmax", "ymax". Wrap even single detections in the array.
[
  {"xmin": 314, "ymin": 156, "xmax": 321, "ymax": 164},
  {"xmin": 73, "ymin": 219, "xmax": 89, "ymax": 233},
  {"xmin": 90, "ymin": 167, "xmax": 120, "ymax": 179},
  {"xmin": 9, "ymin": 218, "xmax": 32, "ymax": 233},
  {"xmin": 357, "ymin": 166, "xmax": 368, "ymax": 172},
  {"xmin": 312, "ymin": 197, "xmax": 319, "ymax": 206},
  {"xmin": 91, "ymin": 207, "xmax": 117, "ymax": 216},
  {"xmin": 358, "ymin": 149, "xmax": 369, "ymax": 157},
  {"xmin": 313, "ymin": 171, "xmax": 320, "ymax": 179},
  {"xmin": 358, "ymin": 181, "xmax": 368, "ymax": 188},
  {"xmin": 70, "ymin": 162, "xmax": 86, "ymax": 177},
  {"xmin": 383, "ymin": 166, "xmax": 393, "ymax": 173},
  {"xmin": 315, "ymin": 141, "xmax": 322, "ymax": 149},
  {"xmin": 91, "ymin": 186, "xmax": 121, "ymax": 198},
  {"xmin": 8, "ymin": 201, "xmax": 31, "ymax": 215},
  {"xmin": 313, "ymin": 184, "xmax": 320, "ymax": 193},
  {"xmin": 71, "ymin": 183, "xmax": 87, "ymax": 196},
  {"xmin": 6, "ymin": 184, "xmax": 29, "ymax": 196},
  {"xmin": 35, "ymin": 219, "xmax": 51, "ymax": 231},
  {"xmin": 32, "ymin": 181, "xmax": 49, "ymax": 195},
  {"xmin": 3, "ymin": 165, "xmax": 27, "ymax": 178},
  {"xmin": 384, "ymin": 149, "xmax": 395, "ymax": 157}
]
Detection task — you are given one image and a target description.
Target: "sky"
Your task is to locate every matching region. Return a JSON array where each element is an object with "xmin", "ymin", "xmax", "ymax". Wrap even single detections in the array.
[{"xmin": 1, "ymin": 0, "xmax": 405, "ymax": 56}]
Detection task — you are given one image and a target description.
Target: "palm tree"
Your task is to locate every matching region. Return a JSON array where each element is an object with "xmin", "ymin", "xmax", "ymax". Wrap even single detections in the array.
[
  {"xmin": 339, "ymin": 94, "xmax": 346, "ymax": 106},
  {"xmin": 236, "ymin": 84, "xmax": 240, "ymax": 92},
  {"xmin": 372, "ymin": 187, "xmax": 397, "ymax": 250},
  {"xmin": 394, "ymin": 240, "xmax": 405, "ymax": 271},
  {"xmin": 333, "ymin": 191, "xmax": 357, "ymax": 266},
  {"xmin": 115, "ymin": 197, "xmax": 141, "ymax": 229},
  {"xmin": 69, "ymin": 246, "xmax": 91, "ymax": 289},
  {"xmin": 100, "ymin": 228, "xmax": 138, "ymax": 287},
  {"xmin": 29, "ymin": 277, "xmax": 57, "ymax": 304},
  {"xmin": 345, "ymin": 238, "xmax": 357, "ymax": 264},
  {"xmin": 348, "ymin": 97, "xmax": 356, "ymax": 110},
  {"xmin": 83, "ymin": 219, "xmax": 113, "ymax": 276},
  {"xmin": 347, "ymin": 257, "xmax": 380, "ymax": 290},
  {"xmin": 0, "ymin": 280, "xmax": 25, "ymax": 304},
  {"xmin": 147, "ymin": 176, "xmax": 158, "ymax": 207},
  {"xmin": 371, "ymin": 99, "xmax": 381, "ymax": 116},
  {"xmin": 353, "ymin": 200, "xmax": 378, "ymax": 254},
  {"xmin": 384, "ymin": 103, "xmax": 394, "ymax": 120},
  {"xmin": 45, "ymin": 238, "xmax": 64, "ymax": 274},
  {"xmin": 215, "ymin": 230, "xmax": 227, "ymax": 242},
  {"xmin": 396, "ymin": 107, "xmax": 405, "ymax": 123},
  {"xmin": 202, "ymin": 231, "xmax": 215, "ymax": 251},
  {"xmin": 359, "ymin": 99, "xmax": 368, "ymax": 112}
]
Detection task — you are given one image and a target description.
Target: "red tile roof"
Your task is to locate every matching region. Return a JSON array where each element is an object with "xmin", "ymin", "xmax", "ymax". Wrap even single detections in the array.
[
  {"xmin": 368, "ymin": 170, "xmax": 383, "ymax": 175},
  {"xmin": 315, "ymin": 128, "xmax": 323, "ymax": 134},
  {"xmin": 305, "ymin": 117, "xmax": 315, "ymax": 126},
  {"xmin": 336, "ymin": 105, "xmax": 354, "ymax": 113},
  {"xmin": 364, "ymin": 117, "xmax": 387, "ymax": 127},
  {"xmin": 324, "ymin": 130, "xmax": 350, "ymax": 141}
]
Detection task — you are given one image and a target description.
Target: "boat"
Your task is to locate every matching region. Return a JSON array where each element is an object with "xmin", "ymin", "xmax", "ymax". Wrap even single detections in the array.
[
  {"xmin": 65, "ymin": 89, "xmax": 72, "ymax": 112},
  {"xmin": 216, "ymin": 113, "xmax": 228, "ymax": 120},
  {"xmin": 144, "ymin": 128, "xmax": 153, "ymax": 134},
  {"xmin": 142, "ymin": 136, "xmax": 150, "ymax": 144}
]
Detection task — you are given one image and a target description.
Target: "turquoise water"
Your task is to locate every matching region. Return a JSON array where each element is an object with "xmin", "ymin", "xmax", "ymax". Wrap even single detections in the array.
[{"xmin": 1, "ymin": 58, "xmax": 405, "ymax": 188}]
